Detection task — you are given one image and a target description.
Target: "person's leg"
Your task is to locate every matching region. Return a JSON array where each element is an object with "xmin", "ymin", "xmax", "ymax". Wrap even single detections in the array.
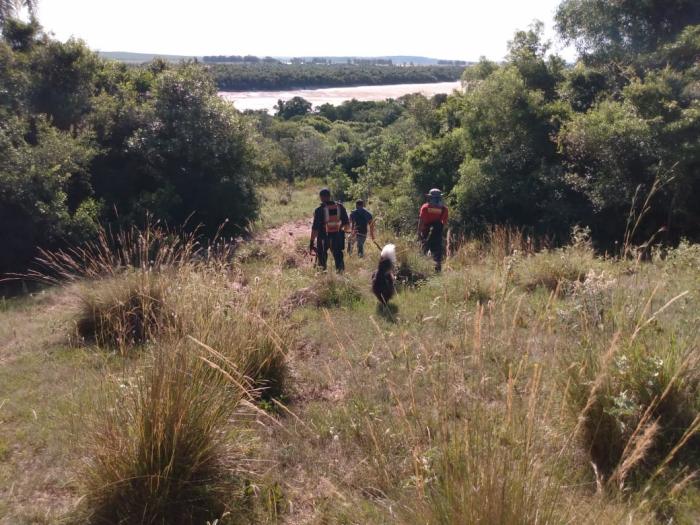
[
  {"xmin": 433, "ymin": 242, "xmax": 443, "ymax": 272},
  {"xmin": 331, "ymin": 233, "xmax": 345, "ymax": 272},
  {"xmin": 317, "ymin": 237, "xmax": 329, "ymax": 270},
  {"xmin": 429, "ymin": 224, "xmax": 444, "ymax": 272},
  {"xmin": 357, "ymin": 234, "xmax": 366, "ymax": 257},
  {"xmin": 420, "ymin": 231, "xmax": 429, "ymax": 255},
  {"xmin": 347, "ymin": 232, "xmax": 354, "ymax": 255}
]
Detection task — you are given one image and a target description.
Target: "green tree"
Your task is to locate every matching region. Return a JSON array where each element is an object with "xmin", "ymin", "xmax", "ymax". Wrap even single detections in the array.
[
  {"xmin": 125, "ymin": 65, "xmax": 259, "ymax": 235},
  {"xmin": 0, "ymin": 0, "xmax": 37, "ymax": 26},
  {"xmin": 450, "ymin": 66, "xmax": 567, "ymax": 234},
  {"xmin": 275, "ymin": 96, "xmax": 312, "ymax": 119},
  {"xmin": 409, "ymin": 128, "xmax": 466, "ymax": 195},
  {"xmin": 556, "ymin": 0, "xmax": 700, "ymax": 62},
  {"xmin": 280, "ymin": 126, "xmax": 333, "ymax": 180},
  {"xmin": 461, "ymin": 56, "xmax": 497, "ymax": 88},
  {"xmin": 29, "ymin": 38, "xmax": 102, "ymax": 129},
  {"xmin": 0, "ymin": 116, "xmax": 98, "ymax": 273},
  {"xmin": 560, "ymin": 63, "xmax": 608, "ymax": 112},
  {"xmin": 558, "ymin": 99, "xmax": 658, "ymax": 241},
  {"xmin": 506, "ymin": 20, "xmax": 564, "ymax": 99}
]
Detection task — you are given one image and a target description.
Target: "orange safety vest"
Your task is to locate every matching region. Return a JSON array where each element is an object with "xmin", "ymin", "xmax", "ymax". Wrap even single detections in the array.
[{"xmin": 324, "ymin": 203, "xmax": 342, "ymax": 233}]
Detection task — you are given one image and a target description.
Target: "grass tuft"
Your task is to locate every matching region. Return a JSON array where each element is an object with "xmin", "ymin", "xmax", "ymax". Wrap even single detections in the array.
[
  {"xmin": 77, "ymin": 342, "xmax": 250, "ymax": 525},
  {"xmin": 75, "ymin": 271, "xmax": 171, "ymax": 351},
  {"xmin": 565, "ymin": 331, "xmax": 700, "ymax": 487}
]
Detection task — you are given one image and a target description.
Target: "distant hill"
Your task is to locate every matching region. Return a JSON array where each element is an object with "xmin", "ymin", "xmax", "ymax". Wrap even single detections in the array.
[
  {"xmin": 99, "ymin": 51, "xmax": 198, "ymax": 63},
  {"xmin": 275, "ymin": 56, "xmax": 467, "ymax": 66},
  {"xmin": 100, "ymin": 52, "xmax": 468, "ymax": 66}
]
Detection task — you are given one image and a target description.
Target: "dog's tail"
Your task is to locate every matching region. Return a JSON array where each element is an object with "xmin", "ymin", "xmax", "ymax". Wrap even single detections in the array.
[{"xmin": 380, "ymin": 243, "xmax": 397, "ymax": 264}]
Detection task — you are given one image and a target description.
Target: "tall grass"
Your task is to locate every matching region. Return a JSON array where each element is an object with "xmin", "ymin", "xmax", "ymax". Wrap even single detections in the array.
[
  {"xmin": 412, "ymin": 414, "xmax": 563, "ymax": 525},
  {"xmin": 293, "ymin": 226, "xmax": 699, "ymax": 523},
  {"xmin": 78, "ymin": 341, "xmax": 249, "ymax": 525},
  {"xmin": 12, "ymin": 218, "xmax": 699, "ymax": 522},
  {"xmin": 28, "ymin": 224, "xmax": 199, "ymax": 283},
  {"xmin": 26, "ymin": 224, "xmax": 293, "ymax": 522},
  {"xmin": 74, "ymin": 271, "xmax": 172, "ymax": 349},
  {"xmin": 564, "ymin": 326, "xmax": 700, "ymax": 488}
]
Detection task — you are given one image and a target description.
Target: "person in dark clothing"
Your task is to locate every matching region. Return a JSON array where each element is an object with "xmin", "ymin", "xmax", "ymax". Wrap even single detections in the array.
[
  {"xmin": 310, "ymin": 188, "xmax": 350, "ymax": 272},
  {"xmin": 418, "ymin": 188, "xmax": 449, "ymax": 272},
  {"xmin": 349, "ymin": 200, "xmax": 375, "ymax": 257}
]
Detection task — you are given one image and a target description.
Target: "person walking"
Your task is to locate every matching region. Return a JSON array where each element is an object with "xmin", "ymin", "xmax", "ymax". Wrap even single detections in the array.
[
  {"xmin": 349, "ymin": 199, "xmax": 375, "ymax": 258},
  {"xmin": 309, "ymin": 188, "xmax": 349, "ymax": 272},
  {"xmin": 418, "ymin": 188, "xmax": 448, "ymax": 272}
]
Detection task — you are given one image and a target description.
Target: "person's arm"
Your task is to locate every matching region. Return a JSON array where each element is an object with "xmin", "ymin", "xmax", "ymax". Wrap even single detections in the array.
[
  {"xmin": 341, "ymin": 205, "xmax": 351, "ymax": 233},
  {"xmin": 310, "ymin": 209, "xmax": 320, "ymax": 252},
  {"xmin": 310, "ymin": 230, "xmax": 319, "ymax": 253},
  {"xmin": 366, "ymin": 211, "xmax": 375, "ymax": 240},
  {"xmin": 418, "ymin": 205, "xmax": 426, "ymax": 237}
]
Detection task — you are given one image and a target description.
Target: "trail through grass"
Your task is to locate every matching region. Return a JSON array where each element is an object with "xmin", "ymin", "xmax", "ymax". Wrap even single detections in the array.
[{"xmin": 1, "ymin": 184, "xmax": 698, "ymax": 524}]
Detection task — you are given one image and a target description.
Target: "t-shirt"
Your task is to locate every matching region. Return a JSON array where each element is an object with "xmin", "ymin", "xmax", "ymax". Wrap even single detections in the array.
[
  {"xmin": 419, "ymin": 203, "xmax": 448, "ymax": 229},
  {"xmin": 350, "ymin": 208, "xmax": 373, "ymax": 234},
  {"xmin": 312, "ymin": 201, "xmax": 349, "ymax": 237}
]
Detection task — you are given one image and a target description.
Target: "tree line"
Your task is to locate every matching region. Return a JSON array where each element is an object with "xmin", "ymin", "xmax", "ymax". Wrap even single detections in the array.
[
  {"xmin": 210, "ymin": 63, "xmax": 465, "ymax": 91},
  {"xmin": 0, "ymin": 20, "xmax": 261, "ymax": 275},
  {"xmin": 1, "ymin": 0, "xmax": 699, "ymax": 276},
  {"xmin": 250, "ymin": 4, "xmax": 699, "ymax": 249}
]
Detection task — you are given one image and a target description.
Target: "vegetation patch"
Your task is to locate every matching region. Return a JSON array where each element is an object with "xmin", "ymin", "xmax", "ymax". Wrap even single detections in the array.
[
  {"xmin": 76, "ymin": 342, "xmax": 255, "ymax": 525},
  {"xmin": 284, "ymin": 274, "xmax": 363, "ymax": 311},
  {"xmin": 564, "ymin": 335, "xmax": 700, "ymax": 487},
  {"xmin": 75, "ymin": 272, "xmax": 171, "ymax": 350},
  {"xmin": 513, "ymin": 245, "xmax": 597, "ymax": 292}
]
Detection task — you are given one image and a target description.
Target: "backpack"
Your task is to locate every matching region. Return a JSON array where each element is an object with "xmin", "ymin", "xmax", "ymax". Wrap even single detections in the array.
[
  {"xmin": 324, "ymin": 203, "xmax": 342, "ymax": 234},
  {"xmin": 425, "ymin": 205, "xmax": 443, "ymax": 223}
]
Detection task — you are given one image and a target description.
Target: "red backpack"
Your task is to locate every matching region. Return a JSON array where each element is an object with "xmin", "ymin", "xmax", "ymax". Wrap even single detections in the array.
[{"xmin": 424, "ymin": 205, "xmax": 443, "ymax": 224}]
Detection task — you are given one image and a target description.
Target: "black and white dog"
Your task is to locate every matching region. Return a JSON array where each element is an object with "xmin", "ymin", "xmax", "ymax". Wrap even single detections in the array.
[{"xmin": 372, "ymin": 244, "xmax": 396, "ymax": 304}]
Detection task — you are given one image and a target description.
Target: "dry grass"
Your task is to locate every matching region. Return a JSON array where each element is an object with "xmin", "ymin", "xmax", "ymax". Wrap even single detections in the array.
[
  {"xmin": 2, "ymin": 211, "xmax": 699, "ymax": 523},
  {"xmin": 76, "ymin": 341, "xmax": 250, "ymax": 525},
  {"xmin": 283, "ymin": 274, "xmax": 362, "ymax": 311}
]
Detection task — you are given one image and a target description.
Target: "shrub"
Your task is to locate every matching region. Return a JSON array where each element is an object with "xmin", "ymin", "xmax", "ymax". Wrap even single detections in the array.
[
  {"xmin": 75, "ymin": 271, "xmax": 172, "ymax": 350},
  {"xmin": 514, "ymin": 230, "xmax": 597, "ymax": 292},
  {"xmin": 410, "ymin": 413, "xmax": 564, "ymax": 525},
  {"xmin": 78, "ymin": 342, "xmax": 251, "ymax": 525},
  {"xmin": 313, "ymin": 274, "xmax": 363, "ymax": 308},
  {"xmin": 565, "ymin": 335, "xmax": 700, "ymax": 487}
]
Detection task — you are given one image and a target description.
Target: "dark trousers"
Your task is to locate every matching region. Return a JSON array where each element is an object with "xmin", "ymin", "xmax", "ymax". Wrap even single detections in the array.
[
  {"xmin": 421, "ymin": 222, "xmax": 444, "ymax": 271},
  {"xmin": 317, "ymin": 232, "xmax": 345, "ymax": 272},
  {"xmin": 354, "ymin": 233, "xmax": 367, "ymax": 257}
]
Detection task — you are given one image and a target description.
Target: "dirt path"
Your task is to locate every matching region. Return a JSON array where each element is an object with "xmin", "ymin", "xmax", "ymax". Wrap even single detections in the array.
[
  {"xmin": 255, "ymin": 218, "xmax": 310, "ymax": 248},
  {"xmin": 253, "ymin": 218, "xmax": 318, "ymax": 269}
]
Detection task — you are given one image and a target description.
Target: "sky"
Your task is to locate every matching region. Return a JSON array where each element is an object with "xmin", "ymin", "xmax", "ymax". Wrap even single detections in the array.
[{"xmin": 36, "ymin": 0, "xmax": 577, "ymax": 62}]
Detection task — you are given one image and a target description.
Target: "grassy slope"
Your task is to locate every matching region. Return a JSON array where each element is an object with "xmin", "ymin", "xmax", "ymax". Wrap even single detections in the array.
[
  {"xmin": 0, "ymin": 290, "xmax": 118, "ymax": 523},
  {"xmin": 0, "ymin": 184, "xmax": 698, "ymax": 523}
]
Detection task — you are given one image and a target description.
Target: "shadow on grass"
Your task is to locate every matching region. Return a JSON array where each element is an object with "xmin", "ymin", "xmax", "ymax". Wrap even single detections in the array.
[{"xmin": 376, "ymin": 302, "xmax": 399, "ymax": 323}]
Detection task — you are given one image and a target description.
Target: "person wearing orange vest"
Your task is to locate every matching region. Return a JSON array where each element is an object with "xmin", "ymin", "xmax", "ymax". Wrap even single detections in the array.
[
  {"xmin": 309, "ymin": 188, "xmax": 350, "ymax": 272},
  {"xmin": 418, "ymin": 188, "xmax": 448, "ymax": 272}
]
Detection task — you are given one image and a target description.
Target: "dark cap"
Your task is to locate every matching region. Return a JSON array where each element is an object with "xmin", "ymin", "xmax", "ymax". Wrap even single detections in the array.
[{"xmin": 319, "ymin": 188, "xmax": 331, "ymax": 197}]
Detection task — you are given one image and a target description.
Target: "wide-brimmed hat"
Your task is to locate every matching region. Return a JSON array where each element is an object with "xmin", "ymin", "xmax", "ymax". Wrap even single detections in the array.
[{"xmin": 426, "ymin": 188, "xmax": 443, "ymax": 198}]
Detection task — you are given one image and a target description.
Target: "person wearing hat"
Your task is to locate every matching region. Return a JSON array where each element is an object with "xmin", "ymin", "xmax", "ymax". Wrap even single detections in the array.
[
  {"xmin": 418, "ymin": 188, "xmax": 448, "ymax": 272},
  {"xmin": 309, "ymin": 188, "xmax": 350, "ymax": 272}
]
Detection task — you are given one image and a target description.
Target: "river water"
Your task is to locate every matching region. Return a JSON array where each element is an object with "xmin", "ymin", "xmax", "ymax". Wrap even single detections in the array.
[{"xmin": 219, "ymin": 81, "xmax": 462, "ymax": 112}]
